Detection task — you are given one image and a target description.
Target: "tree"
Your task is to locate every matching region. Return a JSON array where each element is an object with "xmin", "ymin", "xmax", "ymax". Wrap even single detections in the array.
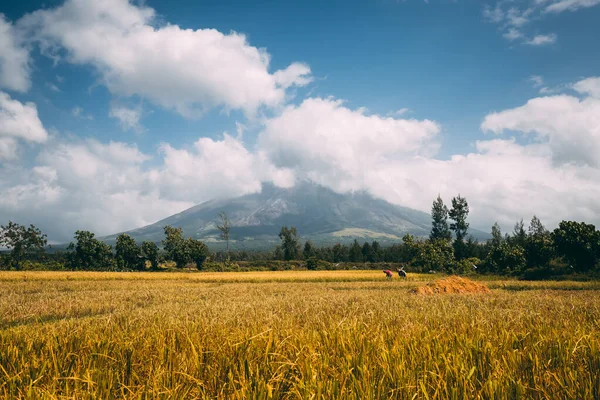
[
  {"xmin": 361, "ymin": 242, "xmax": 371, "ymax": 262},
  {"xmin": 141, "ymin": 241, "xmax": 159, "ymax": 270},
  {"xmin": 303, "ymin": 240, "xmax": 315, "ymax": 260},
  {"xmin": 0, "ymin": 222, "xmax": 47, "ymax": 270},
  {"xmin": 511, "ymin": 219, "xmax": 527, "ymax": 248},
  {"xmin": 332, "ymin": 243, "xmax": 349, "ymax": 263},
  {"xmin": 349, "ymin": 239, "xmax": 363, "ymax": 262},
  {"xmin": 279, "ymin": 226, "xmax": 300, "ymax": 261},
  {"xmin": 524, "ymin": 216, "xmax": 553, "ymax": 269},
  {"xmin": 449, "ymin": 195, "xmax": 470, "ymax": 260},
  {"xmin": 67, "ymin": 230, "xmax": 113, "ymax": 270},
  {"xmin": 491, "ymin": 222, "xmax": 503, "ymax": 247},
  {"xmin": 430, "ymin": 195, "xmax": 452, "ymax": 242},
  {"xmin": 371, "ymin": 241, "xmax": 381, "ymax": 263},
  {"xmin": 408, "ymin": 239, "xmax": 455, "ymax": 273},
  {"xmin": 552, "ymin": 221, "xmax": 600, "ymax": 272},
  {"xmin": 216, "ymin": 211, "xmax": 231, "ymax": 260},
  {"xmin": 186, "ymin": 238, "xmax": 209, "ymax": 270},
  {"xmin": 484, "ymin": 242, "xmax": 526, "ymax": 274},
  {"xmin": 115, "ymin": 233, "xmax": 141, "ymax": 270},
  {"xmin": 162, "ymin": 226, "xmax": 189, "ymax": 268}
]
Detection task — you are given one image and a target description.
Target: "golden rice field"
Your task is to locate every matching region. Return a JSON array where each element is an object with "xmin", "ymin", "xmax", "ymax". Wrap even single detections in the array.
[{"xmin": 1, "ymin": 271, "xmax": 599, "ymax": 399}]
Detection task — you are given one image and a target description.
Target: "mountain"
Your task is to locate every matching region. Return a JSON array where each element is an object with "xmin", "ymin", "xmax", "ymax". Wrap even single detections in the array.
[{"xmin": 104, "ymin": 182, "xmax": 489, "ymax": 249}]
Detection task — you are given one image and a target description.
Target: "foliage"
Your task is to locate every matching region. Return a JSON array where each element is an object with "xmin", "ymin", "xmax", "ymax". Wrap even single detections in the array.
[
  {"xmin": 484, "ymin": 242, "xmax": 526, "ymax": 274},
  {"xmin": 349, "ymin": 239, "xmax": 363, "ymax": 262},
  {"xmin": 162, "ymin": 226, "xmax": 210, "ymax": 269},
  {"xmin": 430, "ymin": 195, "xmax": 452, "ymax": 241},
  {"xmin": 186, "ymin": 238, "xmax": 209, "ymax": 270},
  {"xmin": 278, "ymin": 226, "xmax": 300, "ymax": 261},
  {"xmin": 303, "ymin": 240, "xmax": 315, "ymax": 260},
  {"xmin": 449, "ymin": 195, "xmax": 470, "ymax": 260},
  {"xmin": 115, "ymin": 234, "xmax": 142, "ymax": 270},
  {"xmin": 66, "ymin": 230, "xmax": 114, "ymax": 270},
  {"xmin": 551, "ymin": 220, "xmax": 600, "ymax": 273},
  {"xmin": 162, "ymin": 226, "xmax": 188, "ymax": 268},
  {"xmin": 141, "ymin": 241, "xmax": 159, "ymax": 270},
  {"xmin": 0, "ymin": 222, "xmax": 48, "ymax": 270},
  {"xmin": 407, "ymin": 239, "xmax": 455, "ymax": 272}
]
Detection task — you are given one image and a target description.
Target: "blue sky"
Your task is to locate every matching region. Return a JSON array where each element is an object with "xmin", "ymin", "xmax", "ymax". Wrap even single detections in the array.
[{"xmin": 1, "ymin": 0, "xmax": 600, "ymax": 241}]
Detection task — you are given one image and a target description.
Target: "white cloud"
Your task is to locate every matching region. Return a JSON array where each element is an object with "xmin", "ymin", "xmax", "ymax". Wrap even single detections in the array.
[
  {"xmin": 483, "ymin": 0, "xmax": 600, "ymax": 45},
  {"xmin": 0, "ymin": 14, "xmax": 30, "ymax": 92},
  {"xmin": 259, "ymin": 97, "xmax": 441, "ymax": 192},
  {"xmin": 109, "ymin": 104, "xmax": 143, "ymax": 132},
  {"xmin": 573, "ymin": 77, "xmax": 600, "ymax": 98},
  {"xmin": 544, "ymin": 0, "xmax": 600, "ymax": 13},
  {"xmin": 530, "ymin": 75, "xmax": 544, "ymax": 87},
  {"xmin": 503, "ymin": 28, "xmax": 523, "ymax": 41},
  {"xmin": 525, "ymin": 33, "xmax": 557, "ymax": 45},
  {"xmin": 19, "ymin": 0, "xmax": 312, "ymax": 117},
  {"xmin": 0, "ymin": 91, "xmax": 48, "ymax": 160},
  {"xmin": 481, "ymin": 79, "xmax": 600, "ymax": 167}
]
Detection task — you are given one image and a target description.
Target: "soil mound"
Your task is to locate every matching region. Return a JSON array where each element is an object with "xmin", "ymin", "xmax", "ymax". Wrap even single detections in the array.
[{"xmin": 412, "ymin": 276, "xmax": 491, "ymax": 295}]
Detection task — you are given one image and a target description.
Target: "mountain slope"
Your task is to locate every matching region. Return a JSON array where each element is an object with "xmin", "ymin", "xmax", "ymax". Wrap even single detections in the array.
[{"xmin": 105, "ymin": 182, "xmax": 488, "ymax": 249}]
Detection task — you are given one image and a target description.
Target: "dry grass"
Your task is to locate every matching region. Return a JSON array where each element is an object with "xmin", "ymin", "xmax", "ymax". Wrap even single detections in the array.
[
  {"xmin": 1, "ymin": 271, "xmax": 599, "ymax": 399},
  {"xmin": 412, "ymin": 276, "xmax": 491, "ymax": 295}
]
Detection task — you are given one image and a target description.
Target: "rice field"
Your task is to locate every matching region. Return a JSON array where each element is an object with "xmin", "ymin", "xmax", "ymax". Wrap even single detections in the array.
[{"xmin": 1, "ymin": 271, "xmax": 599, "ymax": 399}]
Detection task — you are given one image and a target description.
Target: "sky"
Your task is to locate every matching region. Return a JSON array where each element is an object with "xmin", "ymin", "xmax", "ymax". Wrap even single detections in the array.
[{"xmin": 0, "ymin": 0, "xmax": 599, "ymax": 243}]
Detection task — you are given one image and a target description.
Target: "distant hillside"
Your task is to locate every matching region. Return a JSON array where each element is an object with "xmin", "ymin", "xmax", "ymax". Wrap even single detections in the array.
[{"xmin": 103, "ymin": 182, "xmax": 489, "ymax": 249}]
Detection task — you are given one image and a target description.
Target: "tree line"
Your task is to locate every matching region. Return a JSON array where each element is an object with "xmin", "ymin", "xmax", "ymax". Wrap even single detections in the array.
[{"xmin": 2, "ymin": 194, "xmax": 600, "ymax": 276}]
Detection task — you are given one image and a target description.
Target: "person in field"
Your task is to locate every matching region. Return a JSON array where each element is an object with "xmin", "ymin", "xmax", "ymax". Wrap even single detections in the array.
[
  {"xmin": 397, "ymin": 267, "xmax": 407, "ymax": 280},
  {"xmin": 383, "ymin": 269, "xmax": 393, "ymax": 280}
]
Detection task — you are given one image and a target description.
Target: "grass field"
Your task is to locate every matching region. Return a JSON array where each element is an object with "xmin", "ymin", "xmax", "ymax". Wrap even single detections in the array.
[{"xmin": 1, "ymin": 271, "xmax": 599, "ymax": 399}]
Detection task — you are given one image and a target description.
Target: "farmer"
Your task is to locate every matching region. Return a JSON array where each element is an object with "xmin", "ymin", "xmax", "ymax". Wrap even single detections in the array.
[
  {"xmin": 397, "ymin": 267, "xmax": 407, "ymax": 280},
  {"xmin": 383, "ymin": 269, "xmax": 393, "ymax": 280}
]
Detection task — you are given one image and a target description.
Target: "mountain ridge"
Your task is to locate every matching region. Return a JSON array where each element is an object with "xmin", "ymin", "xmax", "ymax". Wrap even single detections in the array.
[{"xmin": 103, "ymin": 182, "xmax": 489, "ymax": 249}]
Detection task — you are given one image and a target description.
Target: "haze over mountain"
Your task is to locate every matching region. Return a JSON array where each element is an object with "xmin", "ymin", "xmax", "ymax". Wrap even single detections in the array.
[{"xmin": 104, "ymin": 182, "xmax": 489, "ymax": 249}]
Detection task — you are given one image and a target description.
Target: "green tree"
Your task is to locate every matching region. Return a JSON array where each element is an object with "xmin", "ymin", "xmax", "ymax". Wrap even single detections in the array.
[
  {"xmin": 349, "ymin": 239, "xmax": 363, "ymax": 262},
  {"xmin": 186, "ymin": 238, "xmax": 209, "ymax": 270},
  {"xmin": 303, "ymin": 240, "xmax": 315, "ymax": 260},
  {"xmin": 552, "ymin": 221, "xmax": 600, "ymax": 272},
  {"xmin": 449, "ymin": 195, "xmax": 470, "ymax": 260},
  {"xmin": 279, "ymin": 226, "xmax": 300, "ymax": 261},
  {"xmin": 67, "ymin": 230, "xmax": 113, "ymax": 270},
  {"xmin": 430, "ymin": 195, "xmax": 452, "ymax": 241},
  {"xmin": 0, "ymin": 222, "xmax": 48, "ymax": 270},
  {"xmin": 524, "ymin": 216, "xmax": 553, "ymax": 269},
  {"xmin": 332, "ymin": 243, "xmax": 349, "ymax": 263},
  {"xmin": 408, "ymin": 239, "xmax": 455, "ymax": 272},
  {"xmin": 141, "ymin": 241, "xmax": 159, "ymax": 270},
  {"xmin": 115, "ymin": 233, "xmax": 141, "ymax": 270},
  {"xmin": 484, "ymin": 242, "xmax": 526, "ymax": 274},
  {"xmin": 491, "ymin": 222, "xmax": 503, "ymax": 247},
  {"xmin": 361, "ymin": 242, "xmax": 371, "ymax": 262},
  {"xmin": 511, "ymin": 219, "xmax": 527, "ymax": 247},
  {"xmin": 371, "ymin": 241, "xmax": 381, "ymax": 262},
  {"xmin": 216, "ymin": 211, "xmax": 231, "ymax": 260},
  {"xmin": 162, "ymin": 226, "xmax": 189, "ymax": 268}
]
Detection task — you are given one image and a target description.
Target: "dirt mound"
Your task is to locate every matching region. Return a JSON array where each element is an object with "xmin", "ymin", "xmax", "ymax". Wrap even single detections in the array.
[{"xmin": 412, "ymin": 276, "xmax": 491, "ymax": 295}]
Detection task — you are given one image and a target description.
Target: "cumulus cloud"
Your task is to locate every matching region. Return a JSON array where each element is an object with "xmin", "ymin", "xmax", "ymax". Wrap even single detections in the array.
[
  {"xmin": 19, "ymin": 0, "xmax": 312, "ymax": 117},
  {"xmin": 259, "ymin": 97, "xmax": 441, "ymax": 192},
  {"xmin": 0, "ymin": 91, "xmax": 48, "ymax": 160},
  {"xmin": 481, "ymin": 79, "xmax": 600, "ymax": 167},
  {"xmin": 109, "ymin": 104, "xmax": 143, "ymax": 132},
  {"xmin": 0, "ymin": 15, "xmax": 30, "ymax": 92}
]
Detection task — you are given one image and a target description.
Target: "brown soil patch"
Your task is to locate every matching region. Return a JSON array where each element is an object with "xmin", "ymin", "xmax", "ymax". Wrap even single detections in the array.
[{"xmin": 412, "ymin": 276, "xmax": 491, "ymax": 295}]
